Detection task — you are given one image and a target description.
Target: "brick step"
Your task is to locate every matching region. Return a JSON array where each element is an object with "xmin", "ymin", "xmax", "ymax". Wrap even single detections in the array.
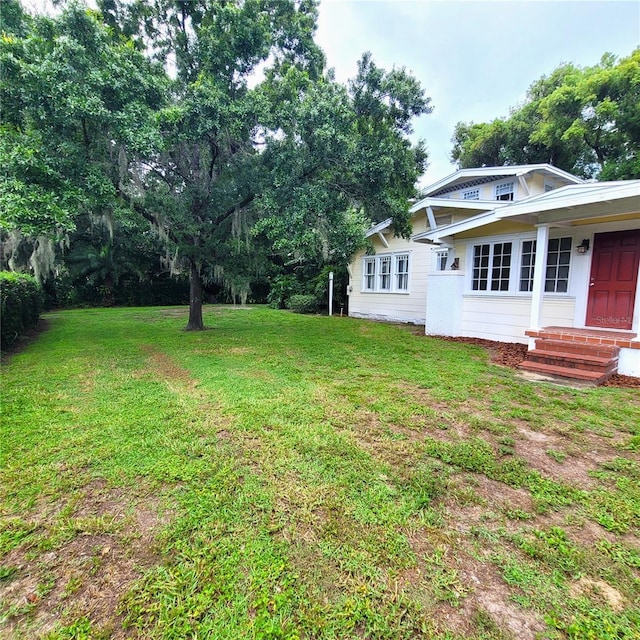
[
  {"xmin": 534, "ymin": 339, "xmax": 619, "ymax": 360},
  {"xmin": 526, "ymin": 349, "xmax": 618, "ymax": 371},
  {"xmin": 517, "ymin": 360, "xmax": 614, "ymax": 383}
]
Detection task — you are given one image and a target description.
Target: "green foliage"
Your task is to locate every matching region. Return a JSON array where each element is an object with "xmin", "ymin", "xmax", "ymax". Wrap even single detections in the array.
[
  {"xmin": 0, "ymin": 271, "xmax": 42, "ymax": 349},
  {"xmin": 95, "ymin": 1, "xmax": 429, "ymax": 329},
  {"xmin": 286, "ymin": 294, "xmax": 318, "ymax": 314},
  {"xmin": 0, "ymin": 0, "xmax": 167, "ymax": 285},
  {"xmin": 2, "ymin": 2, "xmax": 430, "ymax": 328},
  {"xmin": 267, "ymin": 274, "xmax": 301, "ymax": 309},
  {"xmin": 553, "ymin": 605, "xmax": 640, "ymax": 640},
  {"xmin": 451, "ymin": 48, "xmax": 640, "ymax": 179}
]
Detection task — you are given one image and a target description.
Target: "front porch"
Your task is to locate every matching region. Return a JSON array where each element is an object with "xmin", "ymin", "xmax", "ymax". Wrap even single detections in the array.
[{"xmin": 520, "ymin": 326, "xmax": 640, "ymax": 384}]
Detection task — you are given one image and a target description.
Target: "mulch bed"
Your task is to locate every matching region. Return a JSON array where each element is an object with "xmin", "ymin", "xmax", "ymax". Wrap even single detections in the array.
[{"xmin": 434, "ymin": 335, "xmax": 640, "ymax": 389}]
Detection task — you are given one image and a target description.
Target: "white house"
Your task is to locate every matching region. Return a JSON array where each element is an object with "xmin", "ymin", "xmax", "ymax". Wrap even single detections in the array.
[{"xmin": 347, "ymin": 165, "xmax": 640, "ymax": 380}]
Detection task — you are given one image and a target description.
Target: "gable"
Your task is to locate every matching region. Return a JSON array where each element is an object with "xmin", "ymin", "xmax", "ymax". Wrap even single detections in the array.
[{"xmin": 420, "ymin": 164, "xmax": 584, "ymax": 199}]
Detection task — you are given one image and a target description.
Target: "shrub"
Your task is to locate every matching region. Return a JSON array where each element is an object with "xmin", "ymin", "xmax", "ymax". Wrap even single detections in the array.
[
  {"xmin": 1, "ymin": 272, "xmax": 43, "ymax": 350},
  {"xmin": 267, "ymin": 275, "xmax": 301, "ymax": 309},
  {"xmin": 286, "ymin": 294, "xmax": 318, "ymax": 314}
]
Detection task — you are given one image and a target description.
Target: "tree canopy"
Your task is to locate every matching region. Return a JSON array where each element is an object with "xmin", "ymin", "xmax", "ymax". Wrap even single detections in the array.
[
  {"xmin": 0, "ymin": 0, "xmax": 165, "ymax": 282},
  {"xmin": 451, "ymin": 49, "xmax": 640, "ymax": 180},
  {"xmin": 1, "ymin": 0, "xmax": 431, "ymax": 328}
]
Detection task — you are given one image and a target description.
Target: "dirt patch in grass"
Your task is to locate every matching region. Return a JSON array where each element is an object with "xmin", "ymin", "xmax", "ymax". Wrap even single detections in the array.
[
  {"xmin": 140, "ymin": 344, "xmax": 192, "ymax": 381},
  {"xmin": 513, "ymin": 427, "xmax": 599, "ymax": 489},
  {"xmin": 400, "ymin": 525, "xmax": 545, "ymax": 640},
  {"xmin": 0, "ymin": 480, "xmax": 168, "ymax": 639},
  {"xmin": 139, "ymin": 344, "xmax": 201, "ymax": 394},
  {"xmin": 569, "ymin": 577, "xmax": 626, "ymax": 611},
  {"xmin": 457, "ymin": 556, "xmax": 546, "ymax": 640}
]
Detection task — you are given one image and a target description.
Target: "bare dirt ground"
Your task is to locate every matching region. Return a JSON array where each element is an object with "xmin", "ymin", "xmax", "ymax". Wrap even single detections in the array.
[{"xmin": 0, "ymin": 480, "xmax": 169, "ymax": 639}]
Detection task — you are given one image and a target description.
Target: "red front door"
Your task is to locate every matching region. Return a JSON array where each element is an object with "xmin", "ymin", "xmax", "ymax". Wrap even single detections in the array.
[{"xmin": 586, "ymin": 230, "xmax": 640, "ymax": 330}]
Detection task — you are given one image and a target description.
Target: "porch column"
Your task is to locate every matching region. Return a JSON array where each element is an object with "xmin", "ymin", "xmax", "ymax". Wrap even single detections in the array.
[{"xmin": 529, "ymin": 224, "xmax": 550, "ymax": 343}]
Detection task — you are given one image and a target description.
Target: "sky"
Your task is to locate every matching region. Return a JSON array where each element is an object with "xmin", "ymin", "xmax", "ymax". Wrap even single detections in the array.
[
  {"xmin": 22, "ymin": 0, "xmax": 640, "ymax": 188},
  {"xmin": 314, "ymin": 0, "xmax": 640, "ymax": 187}
]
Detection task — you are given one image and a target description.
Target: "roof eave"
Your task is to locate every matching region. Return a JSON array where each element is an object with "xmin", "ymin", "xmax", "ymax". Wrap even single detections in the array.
[{"xmin": 420, "ymin": 163, "xmax": 584, "ymax": 198}]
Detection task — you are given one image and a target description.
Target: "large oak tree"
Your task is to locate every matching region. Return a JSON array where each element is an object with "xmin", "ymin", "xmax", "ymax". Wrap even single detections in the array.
[{"xmin": 2, "ymin": 0, "xmax": 431, "ymax": 329}]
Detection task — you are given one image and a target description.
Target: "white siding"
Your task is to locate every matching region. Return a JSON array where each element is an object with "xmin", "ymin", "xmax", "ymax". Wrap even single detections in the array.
[
  {"xmin": 460, "ymin": 296, "xmax": 575, "ymax": 343},
  {"xmin": 349, "ymin": 233, "xmax": 434, "ymax": 324}
]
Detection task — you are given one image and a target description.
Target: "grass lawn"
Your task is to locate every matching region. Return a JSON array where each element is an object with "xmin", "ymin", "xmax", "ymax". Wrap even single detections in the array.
[{"xmin": 1, "ymin": 306, "xmax": 639, "ymax": 639}]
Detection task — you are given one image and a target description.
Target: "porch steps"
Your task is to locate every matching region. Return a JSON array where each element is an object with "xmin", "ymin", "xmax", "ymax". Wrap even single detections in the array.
[{"xmin": 518, "ymin": 337, "xmax": 620, "ymax": 385}]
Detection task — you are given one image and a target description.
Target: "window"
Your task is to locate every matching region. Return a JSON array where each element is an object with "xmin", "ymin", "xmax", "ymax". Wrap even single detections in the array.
[
  {"xmin": 495, "ymin": 182, "xmax": 514, "ymax": 201},
  {"xmin": 520, "ymin": 240, "xmax": 536, "ymax": 292},
  {"xmin": 472, "ymin": 244, "xmax": 490, "ymax": 290},
  {"xmin": 436, "ymin": 250, "xmax": 448, "ymax": 271},
  {"xmin": 472, "ymin": 242, "xmax": 512, "ymax": 291},
  {"xmin": 395, "ymin": 254, "xmax": 409, "ymax": 290},
  {"xmin": 518, "ymin": 237, "xmax": 572, "ymax": 293},
  {"xmin": 362, "ymin": 253, "xmax": 410, "ymax": 293},
  {"xmin": 544, "ymin": 181, "xmax": 555, "ymax": 192},
  {"xmin": 379, "ymin": 256, "xmax": 392, "ymax": 291},
  {"xmin": 491, "ymin": 242, "xmax": 512, "ymax": 290},
  {"xmin": 363, "ymin": 258, "xmax": 376, "ymax": 291},
  {"xmin": 545, "ymin": 237, "xmax": 572, "ymax": 292},
  {"xmin": 463, "ymin": 188, "xmax": 480, "ymax": 200}
]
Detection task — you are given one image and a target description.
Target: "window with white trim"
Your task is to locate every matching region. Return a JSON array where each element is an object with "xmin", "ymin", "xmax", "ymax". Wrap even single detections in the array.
[
  {"xmin": 472, "ymin": 242, "xmax": 512, "ymax": 291},
  {"xmin": 519, "ymin": 240, "xmax": 536, "ymax": 292},
  {"xmin": 395, "ymin": 254, "xmax": 409, "ymax": 290},
  {"xmin": 463, "ymin": 188, "xmax": 480, "ymax": 200},
  {"xmin": 436, "ymin": 250, "xmax": 448, "ymax": 271},
  {"xmin": 545, "ymin": 237, "xmax": 572, "ymax": 292},
  {"xmin": 361, "ymin": 252, "xmax": 410, "ymax": 293},
  {"xmin": 518, "ymin": 237, "xmax": 572, "ymax": 293},
  {"xmin": 379, "ymin": 256, "xmax": 392, "ymax": 291},
  {"xmin": 495, "ymin": 181, "xmax": 514, "ymax": 201},
  {"xmin": 363, "ymin": 257, "xmax": 376, "ymax": 291}
]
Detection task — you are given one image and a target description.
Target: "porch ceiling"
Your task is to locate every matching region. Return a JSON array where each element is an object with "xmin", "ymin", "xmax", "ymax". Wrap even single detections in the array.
[{"xmin": 535, "ymin": 200, "xmax": 640, "ymax": 225}]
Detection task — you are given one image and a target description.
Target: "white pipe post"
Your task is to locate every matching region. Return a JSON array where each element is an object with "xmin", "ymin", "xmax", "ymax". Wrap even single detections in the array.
[
  {"xmin": 529, "ymin": 224, "xmax": 550, "ymax": 346},
  {"xmin": 328, "ymin": 271, "xmax": 334, "ymax": 316}
]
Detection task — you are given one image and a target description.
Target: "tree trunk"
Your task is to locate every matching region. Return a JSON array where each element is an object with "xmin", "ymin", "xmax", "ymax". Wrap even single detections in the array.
[{"xmin": 185, "ymin": 260, "xmax": 205, "ymax": 331}]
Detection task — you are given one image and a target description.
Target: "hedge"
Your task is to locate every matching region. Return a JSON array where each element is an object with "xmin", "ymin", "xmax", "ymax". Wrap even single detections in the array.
[
  {"xmin": 286, "ymin": 294, "xmax": 318, "ymax": 314},
  {"xmin": 1, "ymin": 272, "xmax": 43, "ymax": 350}
]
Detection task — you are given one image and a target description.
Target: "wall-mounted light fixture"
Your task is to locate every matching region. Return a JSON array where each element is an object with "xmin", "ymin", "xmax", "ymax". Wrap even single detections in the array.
[{"xmin": 577, "ymin": 239, "xmax": 590, "ymax": 254}]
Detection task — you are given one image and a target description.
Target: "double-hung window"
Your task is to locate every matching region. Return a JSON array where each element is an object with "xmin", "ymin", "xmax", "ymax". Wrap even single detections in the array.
[
  {"xmin": 472, "ymin": 242, "xmax": 512, "ymax": 291},
  {"xmin": 395, "ymin": 254, "xmax": 409, "ymax": 290},
  {"xmin": 436, "ymin": 250, "xmax": 448, "ymax": 271},
  {"xmin": 379, "ymin": 256, "xmax": 392, "ymax": 291},
  {"xmin": 363, "ymin": 257, "xmax": 376, "ymax": 291},
  {"xmin": 463, "ymin": 188, "xmax": 480, "ymax": 200},
  {"xmin": 545, "ymin": 238, "xmax": 572, "ymax": 292},
  {"xmin": 520, "ymin": 240, "xmax": 536, "ymax": 292}
]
